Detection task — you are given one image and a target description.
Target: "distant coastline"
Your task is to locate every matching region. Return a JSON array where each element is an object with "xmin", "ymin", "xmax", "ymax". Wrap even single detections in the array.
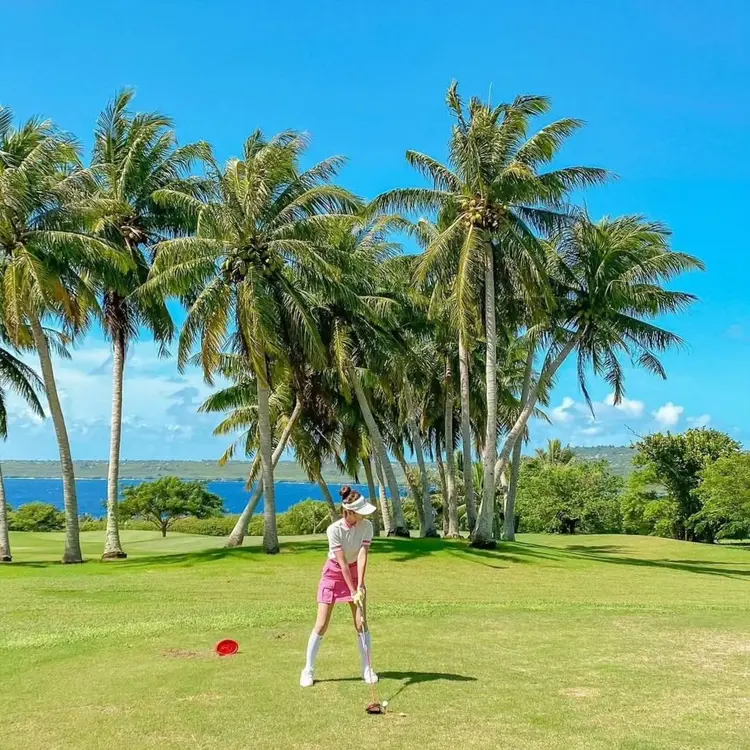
[
  {"xmin": 0, "ymin": 460, "xmax": 360, "ymax": 482},
  {"xmin": 0, "ymin": 447, "xmax": 634, "ymax": 480}
]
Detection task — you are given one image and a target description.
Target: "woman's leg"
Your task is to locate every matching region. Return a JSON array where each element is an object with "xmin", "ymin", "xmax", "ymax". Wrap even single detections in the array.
[
  {"xmin": 314, "ymin": 602, "xmax": 335, "ymax": 636},
  {"xmin": 301, "ymin": 603, "xmax": 334, "ymax": 685}
]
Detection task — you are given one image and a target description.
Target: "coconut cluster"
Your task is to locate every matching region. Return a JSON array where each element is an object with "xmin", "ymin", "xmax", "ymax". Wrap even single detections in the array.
[
  {"xmin": 459, "ymin": 195, "xmax": 502, "ymax": 230},
  {"xmin": 220, "ymin": 245, "xmax": 277, "ymax": 283}
]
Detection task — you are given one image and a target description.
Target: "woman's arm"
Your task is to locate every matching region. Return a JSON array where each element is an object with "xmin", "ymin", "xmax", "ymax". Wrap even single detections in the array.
[
  {"xmin": 356, "ymin": 545, "xmax": 369, "ymax": 590},
  {"xmin": 334, "ymin": 548, "xmax": 357, "ymax": 595}
]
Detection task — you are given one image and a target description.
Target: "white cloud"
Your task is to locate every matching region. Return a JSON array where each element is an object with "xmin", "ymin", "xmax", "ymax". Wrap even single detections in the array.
[
  {"xmin": 580, "ymin": 425, "xmax": 603, "ymax": 436},
  {"xmin": 2, "ymin": 338, "xmax": 231, "ymax": 460},
  {"xmin": 550, "ymin": 396, "xmax": 575, "ymax": 424},
  {"xmin": 687, "ymin": 414, "xmax": 711, "ymax": 428},
  {"xmin": 724, "ymin": 324, "xmax": 744, "ymax": 340},
  {"xmin": 653, "ymin": 402, "xmax": 684, "ymax": 427},
  {"xmin": 603, "ymin": 393, "xmax": 646, "ymax": 417}
]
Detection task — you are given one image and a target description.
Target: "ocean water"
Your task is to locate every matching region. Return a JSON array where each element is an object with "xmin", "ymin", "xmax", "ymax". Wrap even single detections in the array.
[{"xmin": 3, "ymin": 478, "xmax": 369, "ymax": 517}]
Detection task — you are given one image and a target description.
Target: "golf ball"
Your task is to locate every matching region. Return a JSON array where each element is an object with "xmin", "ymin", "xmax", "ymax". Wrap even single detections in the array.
[{"xmin": 382, "ymin": 701, "xmax": 389, "ymax": 708}]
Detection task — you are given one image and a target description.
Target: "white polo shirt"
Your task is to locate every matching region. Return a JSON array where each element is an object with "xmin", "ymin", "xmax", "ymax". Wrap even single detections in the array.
[{"xmin": 326, "ymin": 518, "xmax": 373, "ymax": 564}]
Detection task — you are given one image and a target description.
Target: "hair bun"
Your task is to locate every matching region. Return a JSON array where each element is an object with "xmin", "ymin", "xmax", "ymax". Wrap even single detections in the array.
[{"xmin": 339, "ymin": 485, "xmax": 352, "ymax": 501}]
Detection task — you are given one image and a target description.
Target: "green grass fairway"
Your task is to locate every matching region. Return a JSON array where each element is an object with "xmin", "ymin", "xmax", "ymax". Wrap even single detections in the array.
[{"xmin": 3, "ymin": 532, "xmax": 749, "ymax": 749}]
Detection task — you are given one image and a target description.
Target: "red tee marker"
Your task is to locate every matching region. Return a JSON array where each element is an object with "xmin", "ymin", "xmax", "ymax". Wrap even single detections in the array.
[{"xmin": 215, "ymin": 639, "xmax": 239, "ymax": 656}]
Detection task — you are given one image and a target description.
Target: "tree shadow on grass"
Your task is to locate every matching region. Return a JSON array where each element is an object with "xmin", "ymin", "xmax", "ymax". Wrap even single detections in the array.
[
  {"xmin": 379, "ymin": 671, "xmax": 477, "ymax": 702},
  {"xmin": 14, "ymin": 535, "xmax": 745, "ymax": 579},
  {"xmin": 559, "ymin": 547, "xmax": 750, "ymax": 580},
  {"xmin": 120, "ymin": 540, "xmax": 333, "ymax": 568},
  {"xmin": 5, "ymin": 536, "xmax": 562, "ymax": 569},
  {"xmin": 564, "ymin": 544, "xmax": 624, "ymax": 554},
  {"xmin": 317, "ymin": 670, "xmax": 477, "ymax": 704},
  {"xmin": 373, "ymin": 537, "xmax": 563, "ymax": 567}
]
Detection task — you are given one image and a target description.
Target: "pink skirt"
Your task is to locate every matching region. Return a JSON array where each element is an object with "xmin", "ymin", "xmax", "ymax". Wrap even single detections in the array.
[{"xmin": 317, "ymin": 559, "xmax": 358, "ymax": 605}]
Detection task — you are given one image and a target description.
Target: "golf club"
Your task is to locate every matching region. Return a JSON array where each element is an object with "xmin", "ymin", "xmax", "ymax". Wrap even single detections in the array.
[{"xmin": 357, "ymin": 595, "xmax": 385, "ymax": 715}]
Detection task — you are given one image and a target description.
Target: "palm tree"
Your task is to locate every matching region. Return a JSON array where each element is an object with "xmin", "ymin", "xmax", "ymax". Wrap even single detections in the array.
[
  {"xmin": 374, "ymin": 83, "xmax": 608, "ymax": 548},
  {"xmin": 317, "ymin": 217, "xmax": 412, "ymax": 536},
  {"xmin": 534, "ymin": 439, "xmax": 576, "ymax": 465},
  {"xmin": 0, "ymin": 330, "xmax": 46, "ymax": 562},
  {"xmin": 85, "ymin": 90, "xmax": 207, "ymax": 560},
  {"xmin": 0, "ymin": 106, "xmax": 124, "ymax": 563},
  {"xmin": 201, "ymin": 356, "xmax": 305, "ymax": 546},
  {"xmin": 493, "ymin": 214, "xmax": 704, "ymax": 494},
  {"xmin": 148, "ymin": 131, "xmax": 359, "ymax": 553}
]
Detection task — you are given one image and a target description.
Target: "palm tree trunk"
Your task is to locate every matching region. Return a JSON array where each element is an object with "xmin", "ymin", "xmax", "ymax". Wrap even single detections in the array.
[
  {"xmin": 397, "ymin": 449, "xmax": 424, "ymax": 531},
  {"xmin": 102, "ymin": 331, "xmax": 127, "ymax": 560},
  {"xmin": 458, "ymin": 330, "xmax": 477, "ymax": 533},
  {"xmin": 494, "ymin": 336, "xmax": 579, "ymax": 484},
  {"xmin": 226, "ymin": 397, "xmax": 302, "ymax": 547},
  {"xmin": 473, "ymin": 243, "xmax": 498, "ymax": 549},
  {"xmin": 373, "ymin": 455, "xmax": 393, "ymax": 535},
  {"xmin": 405, "ymin": 389, "xmax": 438, "ymax": 537},
  {"xmin": 257, "ymin": 374, "xmax": 279, "ymax": 554},
  {"xmin": 316, "ymin": 476, "xmax": 338, "ymax": 521},
  {"xmin": 30, "ymin": 316, "xmax": 82, "ymax": 563},
  {"xmin": 349, "ymin": 367, "xmax": 409, "ymax": 537},
  {"xmin": 0, "ymin": 463, "xmax": 11, "ymax": 562},
  {"xmin": 502, "ymin": 346, "xmax": 534, "ymax": 541},
  {"xmin": 435, "ymin": 445, "xmax": 449, "ymax": 535},
  {"xmin": 444, "ymin": 360, "xmax": 460, "ymax": 537},
  {"xmin": 495, "ymin": 468, "xmax": 508, "ymax": 540},
  {"xmin": 363, "ymin": 456, "xmax": 380, "ymax": 537}
]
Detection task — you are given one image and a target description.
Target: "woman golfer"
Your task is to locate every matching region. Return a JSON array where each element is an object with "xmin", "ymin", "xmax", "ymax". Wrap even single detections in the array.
[{"xmin": 300, "ymin": 486, "xmax": 377, "ymax": 687}]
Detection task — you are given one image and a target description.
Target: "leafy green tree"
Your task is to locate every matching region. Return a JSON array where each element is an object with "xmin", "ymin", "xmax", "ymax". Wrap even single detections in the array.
[
  {"xmin": 119, "ymin": 477, "xmax": 224, "ymax": 537},
  {"xmin": 148, "ymin": 131, "xmax": 358, "ymax": 553},
  {"xmin": 516, "ymin": 460, "xmax": 623, "ymax": 534},
  {"xmin": 692, "ymin": 454, "xmax": 750, "ymax": 541},
  {"xmin": 632, "ymin": 428, "xmax": 740, "ymax": 541},
  {"xmin": 620, "ymin": 471, "xmax": 677, "ymax": 538},
  {"xmin": 8, "ymin": 502, "xmax": 66, "ymax": 532}
]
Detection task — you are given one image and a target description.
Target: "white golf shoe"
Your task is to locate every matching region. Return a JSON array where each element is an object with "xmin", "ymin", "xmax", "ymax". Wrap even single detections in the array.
[
  {"xmin": 300, "ymin": 669, "xmax": 315, "ymax": 688},
  {"xmin": 363, "ymin": 667, "xmax": 379, "ymax": 684}
]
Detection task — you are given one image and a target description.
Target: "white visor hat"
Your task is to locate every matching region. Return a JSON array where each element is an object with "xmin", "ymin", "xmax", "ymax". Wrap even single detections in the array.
[{"xmin": 342, "ymin": 494, "xmax": 377, "ymax": 516}]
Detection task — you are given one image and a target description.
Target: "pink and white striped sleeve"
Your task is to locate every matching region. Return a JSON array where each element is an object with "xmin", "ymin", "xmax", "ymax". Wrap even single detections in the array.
[
  {"xmin": 327, "ymin": 522, "xmax": 342, "ymax": 553},
  {"xmin": 362, "ymin": 520, "xmax": 373, "ymax": 548}
]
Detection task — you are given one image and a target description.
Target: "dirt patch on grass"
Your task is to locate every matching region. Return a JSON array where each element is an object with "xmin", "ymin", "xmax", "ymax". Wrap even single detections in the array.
[{"xmin": 160, "ymin": 648, "xmax": 206, "ymax": 659}]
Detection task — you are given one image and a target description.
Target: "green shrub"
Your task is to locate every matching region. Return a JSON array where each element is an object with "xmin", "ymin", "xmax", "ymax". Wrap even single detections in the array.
[
  {"xmin": 277, "ymin": 500, "xmax": 332, "ymax": 535},
  {"xmin": 80, "ymin": 517, "xmax": 107, "ymax": 531},
  {"xmin": 117, "ymin": 519, "xmax": 152, "ymax": 531},
  {"xmin": 170, "ymin": 515, "xmax": 239, "ymax": 536},
  {"xmin": 247, "ymin": 515, "xmax": 265, "ymax": 536},
  {"xmin": 8, "ymin": 502, "xmax": 66, "ymax": 532},
  {"xmin": 245, "ymin": 500, "xmax": 334, "ymax": 536}
]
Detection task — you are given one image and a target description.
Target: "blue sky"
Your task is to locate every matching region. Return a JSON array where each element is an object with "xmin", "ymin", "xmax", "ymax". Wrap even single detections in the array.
[{"xmin": 2, "ymin": 0, "xmax": 749, "ymax": 460}]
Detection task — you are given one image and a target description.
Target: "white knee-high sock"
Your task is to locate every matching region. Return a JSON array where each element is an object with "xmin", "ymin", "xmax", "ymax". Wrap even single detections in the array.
[
  {"xmin": 357, "ymin": 630, "xmax": 372, "ymax": 671},
  {"xmin": 305, "ymin": 632, "xmax": 323, "ymax": 673}
]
